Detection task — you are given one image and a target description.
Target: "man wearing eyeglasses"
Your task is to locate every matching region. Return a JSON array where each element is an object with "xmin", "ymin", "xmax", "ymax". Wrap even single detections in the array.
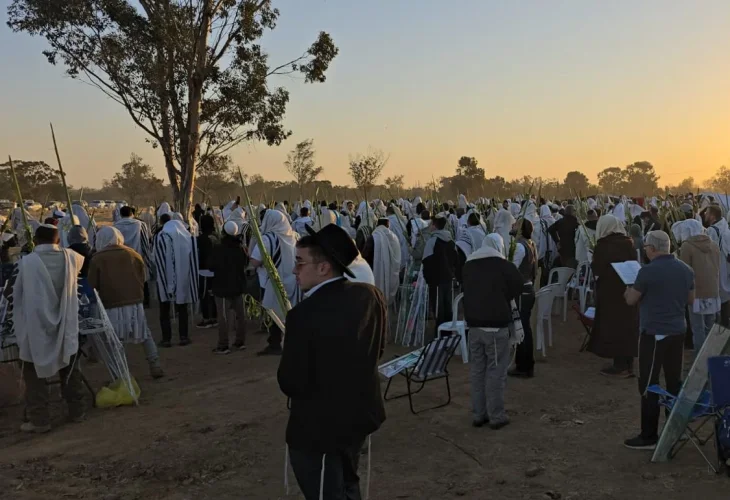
[{"xmin": 622, "ymin": 230, "xmax": 695, "ymax": 451}]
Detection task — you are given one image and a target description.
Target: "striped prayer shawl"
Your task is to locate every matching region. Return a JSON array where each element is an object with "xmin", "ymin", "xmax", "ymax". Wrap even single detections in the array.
[{"xmin": 153, "ymin": 230, "xmax": 199, "ymax": 305}]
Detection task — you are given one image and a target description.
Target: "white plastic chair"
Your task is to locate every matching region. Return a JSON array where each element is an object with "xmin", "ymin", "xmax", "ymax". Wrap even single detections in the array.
[
  {"xmin": 436, "ymin": 292, "xmax": 469, "ymax": 363},
  {"xmin": 548, "ymin": 267, "xmax": 575, "ymax": 322},
  {"xmin": 535, "ymin": 284, "xmax": 560, "ymax": 356},
  {"xmin": 578, "ymin": 265, "xmax": 594, "ymax": 313}
]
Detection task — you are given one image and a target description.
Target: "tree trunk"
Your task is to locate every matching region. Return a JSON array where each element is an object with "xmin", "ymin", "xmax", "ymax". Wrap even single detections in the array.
[{"xmin": 176, "ymin": 0, "xmax": 213, "ymax": 221}]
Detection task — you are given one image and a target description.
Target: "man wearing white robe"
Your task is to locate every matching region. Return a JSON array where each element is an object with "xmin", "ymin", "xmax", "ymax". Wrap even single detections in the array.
[
  {"xmin": 153, "ymin": 214, "xmax": 199, "ymax": 347},
  {"xmin": 386, "ymin": 205, "xmax": 410, "ymax": 275},
  {"xmin": 292, "ymin": 206, "xmax": 313, "ymax": 237},
  {"xmin": 493, "ymin": 207, "xmax": 516, "ymax": 256},
  {"xmin": 366, "ymin": 219, "xmax": 401, "ymax": 306},
  {"xmin": 3, "ymin": 225, "xmax": 86, "ymax": 433}
]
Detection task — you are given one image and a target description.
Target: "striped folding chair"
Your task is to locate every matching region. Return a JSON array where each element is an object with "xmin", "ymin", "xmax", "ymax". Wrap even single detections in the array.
[{"xmin": 383, "ymin": 333, "xmax": 461, "ymax": 414}]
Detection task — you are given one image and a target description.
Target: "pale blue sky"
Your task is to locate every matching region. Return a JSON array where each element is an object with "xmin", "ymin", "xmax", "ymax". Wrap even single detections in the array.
[{"xmin": 1, "ymin": 0, "xmax": 729, "ymax": 188}]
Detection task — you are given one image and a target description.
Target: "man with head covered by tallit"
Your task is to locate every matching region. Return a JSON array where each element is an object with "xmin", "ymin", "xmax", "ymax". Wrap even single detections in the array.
[
  {"xmin": 152, "ymin": 213, "xmax": 199, "ymax": 347},
  {"xmin": 3, "ymin": 225, "xmax": 86, "ymax": 433},
  {"xmin": 361, "ymin": 218, "xmax": 401, "ymax": 308},
  {"xmin": 114, "ymin": 205, "xmax": 153, "ymax": 307},
  {"xmin": 89, "ymin": 226, "xmax": 164, "ymax": 379},
  {"xmin": 250, "ymin": 209, "xmax": 300, "ymax": 356}
]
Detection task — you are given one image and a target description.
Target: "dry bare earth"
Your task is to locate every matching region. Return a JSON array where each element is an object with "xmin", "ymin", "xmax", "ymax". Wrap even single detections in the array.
[{"xmin": 1, "ymin": 306, "xmax": 726, "ymax": 500}]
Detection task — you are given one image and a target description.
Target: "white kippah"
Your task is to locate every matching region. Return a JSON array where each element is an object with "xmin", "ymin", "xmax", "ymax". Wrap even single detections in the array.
[{"xmin": 223, "ymin": 220, "xmax": 239, "ymax": 236}]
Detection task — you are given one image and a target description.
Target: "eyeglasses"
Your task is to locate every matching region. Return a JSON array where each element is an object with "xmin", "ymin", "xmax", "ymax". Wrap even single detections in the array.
[{"xmin": 295, "ymin": 260, "xmax": 317, "ymax": 269}]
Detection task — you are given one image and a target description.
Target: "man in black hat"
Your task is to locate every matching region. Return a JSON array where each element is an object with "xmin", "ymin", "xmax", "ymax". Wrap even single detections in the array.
[{"xmin": 278, "ymin": 224, "xmax": 387, "ymax": 500}]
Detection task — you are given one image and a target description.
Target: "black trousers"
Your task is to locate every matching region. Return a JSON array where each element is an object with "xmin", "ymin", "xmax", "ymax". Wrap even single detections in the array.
[
  {"xmin": 261, "ymin": 287, "xmax": 283, "ymax": 348},
  {"xmin": 638, "ymin": 334, "xmax": 684, "ymax": 440},
  {"xmin": 515, "ymin": 285, "xmax": 536, "ymax": 373},
  {"xmin": 720, "ymin": 301, "xmax": 730, "ymax": 328},
  {"xmin": 143, "ymin": 281, "xmax": 150, "ymax": 307},
  {"xmin": 289, "ymin": 437, "xmax": 366, "ymax": 500},
  {"xmin": 159, "ymin": 301, "xmax": 190, "ymax": 342},
  {"xmin": 429, "ymin": 282, "xmax": 453, "ymax": 330},
  {"xmin": 199, "ymin": 276, "xmax": 217, "ymax": 321}
]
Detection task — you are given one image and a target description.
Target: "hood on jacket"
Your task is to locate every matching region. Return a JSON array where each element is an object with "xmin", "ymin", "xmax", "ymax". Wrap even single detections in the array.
[{"xmin": 684, "ymin": 234, "xmax": 715, "ymax": 254}]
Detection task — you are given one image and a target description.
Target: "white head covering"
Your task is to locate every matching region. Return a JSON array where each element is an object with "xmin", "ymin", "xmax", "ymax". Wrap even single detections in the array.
[
  {"xmin": 261, "ymin": 208, "xmax": 295, "ymax": 240},
  {"xmin": 539, "ymin": 205, "xmax": 552, "ymax": 219},
  {"xmin": 483, "ymin": 233, "xmax": 505, "ymax": 255},
  {"xmin": 595, "ymin": 215, "xmax": 626, "ymax": 240},
  {"xmin": 673, "ymin": 218, "xmax": 704, "ymax": 244},
  {"xmin": 510, "ymin": 202, "xmax": 521, "ymax": 218},
  {"xmin": 223, "ymin": 220, "xmax": 239, "ymax": 236},
  {"xmin": 157, "ymin": 202, "xmax": 172, "ymax": 217},
  {"xmin": 95, "ymin": 226, "xmax": 125, "ymax": 251}
]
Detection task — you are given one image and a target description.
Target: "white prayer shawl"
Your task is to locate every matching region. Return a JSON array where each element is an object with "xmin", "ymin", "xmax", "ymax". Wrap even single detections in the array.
[
  {"xmin": 374, "ymin": 200, "xmax": 387, "ymax": 218},
  {"xmin": 457, "ymin": 194, "xmax": 468, "ymax": 210},
  {"xmin": 292, "ymin": 216, "xmax": 313, "ymax": 237},
  {"xmin": 191, "ymin": 217, "xmax": 201, "ymax": 236},
  {"xmin": 314, "ymin": 208, "xmax": 337, "ymax": 231},
  {"xmin": 493, "ymin": 208, "xmax": 516, "ymax": 254},
  {"xmin": 510, "ymin": 202, "xmax": 521, "ymax": 218},
  {"xmin": 139, "ymin": 210, "xmax": 155, "ymax": 233},
  {"xmin": 114, "ymin": 217, "xmax": 152, "ymax": 279},
  {"xmin": 252, "ymin": 209, "xmax": 300, "ymax": 321},
  {"xmin": 456, "ymin": 225, "xmax": 487, "ymax": 257},
  {"xmin": 356, "ymin": 201, "xmax": 376, "ymax": 228},
  {"xmin": 587, "ymin": 198, "xmax": 597, "ymax": 210},
  {"xmin": 612, "ymin": 202, "xmax": 625, "ymax": 220},
  {"xmin": 222, "ymin": 200, "xmax": 236, "ymax": 220},
  {"xmin": 538, "ymin": 205, "xmax": 557, "ymax": 260},
  {"xmin": 346, "ymin": 254, "xmax": 375, "ymax": 286},
  {"xmin": 575, "ymin": 226, "xmax": 595, "ymax": 264},
  {"xmin": 448, "ymin": 213, "xmax": 460, "ymax": 238},
  {"xmin": 13, "ymin": 248, "xmax": 83, "ymax": 378},
  {"xmin": 387, "ymin": 214, "xmax": 409, "ymax": 270},
  {"xmin": 10, "ymin": 208, "xmax": 40, "ymax": 247},
  {"xmin": 60, "ymin": 205, "xmax": 96, "ymax": 248},
  {"xmin": 157, "ymin": 202, "xmax": 172, "ymax": 217},
  {"xmin": 371, "ymin": 226, "xmax": 401, "ymax": 305},
  {"xmin": 153, "ymin": 220, "xmax": 199, "ymax": 304},
  {"xmin": 630, "ymin": 203, "xmax": 644, "ymax": 219},
  {"xmin": 276, "ymin": 202, "xmax": 292, "ymax": 223},
  {"xmin": 112, "ymin": 206, "xmax": 121, "ymax": 223},
  {"xmin": 409, "ymin": 217, "xmax": 429, "ymax": 248}
]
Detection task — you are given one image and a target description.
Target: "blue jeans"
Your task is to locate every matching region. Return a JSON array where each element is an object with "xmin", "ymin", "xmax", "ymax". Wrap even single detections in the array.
[{"xmin": 689, "ymin": 312, "xmax": 714, "ymax": 356}]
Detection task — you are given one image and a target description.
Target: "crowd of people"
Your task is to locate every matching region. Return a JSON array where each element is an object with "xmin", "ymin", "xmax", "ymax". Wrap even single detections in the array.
[{"xmin": 0, "ymin": 190, "xmax": 726, "ymax": 498}]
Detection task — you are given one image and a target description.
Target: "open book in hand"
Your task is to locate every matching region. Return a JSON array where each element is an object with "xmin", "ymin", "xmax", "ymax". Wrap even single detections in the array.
[{"xmin": 611, "ymin": 261, "xmax": 642, "ymax": 285}]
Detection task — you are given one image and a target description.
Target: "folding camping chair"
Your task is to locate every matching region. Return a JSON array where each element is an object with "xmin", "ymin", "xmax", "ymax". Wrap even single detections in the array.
[
  {"xmin": 709, "ymin": 356, "xmax": 730, "ymax": 474},
  {"xmin": 648, "ymin": 357, "xmax": 730, "ymax": 473},
  {"xmin": 647, "ymin": 385, "xmax": 717, "ymax": 471},
  {"xmin": 574, "ymin": 304, "xmax": 594, "ymax": 352},
  {"xmin": 383, "ymin": 333, "xmax": 461, "ymax": 414}
]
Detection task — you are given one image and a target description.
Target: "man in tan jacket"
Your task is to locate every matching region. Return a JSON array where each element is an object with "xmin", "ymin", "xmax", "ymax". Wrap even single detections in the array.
[
  {"xmin": 677, "ymin": 219, "xmax": 721, "ymax": 355},
  {"xmin": 89, "ymin": 227, "xmax": 164, "ymax": 379}
]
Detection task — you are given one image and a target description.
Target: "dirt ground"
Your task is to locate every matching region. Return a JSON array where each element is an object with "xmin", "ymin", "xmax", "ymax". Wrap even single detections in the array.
[
  {"xmin": 0, "ymin": 209, "xmax": 726, "ymax": 498},
  {"xmin": 0, "ymin": 302, "xmax": 727, "ymax": 500}
]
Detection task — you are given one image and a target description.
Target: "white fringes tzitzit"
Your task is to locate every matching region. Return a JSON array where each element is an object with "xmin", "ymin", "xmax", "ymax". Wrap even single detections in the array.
[
  {"xmin": 284, "ymin": 444, "xmax": 290, "ymax": 495},
  {"xmin": 365, "ymin": 434, "xmax": 372, "ymax": 500},
  {"xmin": 318, "ymin": 453, "xmax": 326, "ymax": 500}
]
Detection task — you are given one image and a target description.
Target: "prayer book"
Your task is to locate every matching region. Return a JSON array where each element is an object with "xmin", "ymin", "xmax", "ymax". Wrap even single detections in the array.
[{"xmin": 611, "ymin": 261, "xmax": 642, "ymax": 285}]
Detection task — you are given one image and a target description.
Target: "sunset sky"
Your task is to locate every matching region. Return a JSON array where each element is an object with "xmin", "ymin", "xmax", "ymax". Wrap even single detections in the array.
[{"xmin": 0, "ymin": 0, "xmax": 728, "ymax": 189}]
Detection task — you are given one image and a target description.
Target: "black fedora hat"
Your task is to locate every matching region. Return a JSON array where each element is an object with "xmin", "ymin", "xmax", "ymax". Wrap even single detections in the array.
[{"xmin": 304, "ymin": 223, "xmax": 357, "ymax": 278}]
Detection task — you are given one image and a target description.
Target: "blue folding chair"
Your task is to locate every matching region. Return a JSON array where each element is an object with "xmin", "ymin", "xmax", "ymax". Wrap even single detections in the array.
[
  {"xmin": 650, "ymin": 355, "xmax": 730, "ymax": 472},
  {"xmin": 709, "ymin": 356, "xmax": 730, "ymax": 475}
]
